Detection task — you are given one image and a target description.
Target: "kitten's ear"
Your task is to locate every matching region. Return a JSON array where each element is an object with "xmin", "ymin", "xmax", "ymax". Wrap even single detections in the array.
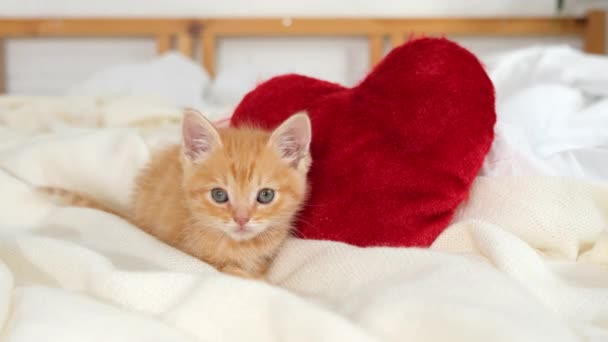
[
  {"xmin": 182, "ymin": 108, "xmax": 222, "ymax": 163},
  {"xmin": 269, "ymin": 112, "xmax": 312, "ymax": 166}
]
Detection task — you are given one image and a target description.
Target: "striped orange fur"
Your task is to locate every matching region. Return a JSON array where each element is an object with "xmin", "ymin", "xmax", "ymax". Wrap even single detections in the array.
[
  {"xmin": 38, "ymin": 186, "xmax": 125, "ymax": 218},
  {"xmin": 40, "ymin": 109, "xmax": 312, "ymax": 279}
]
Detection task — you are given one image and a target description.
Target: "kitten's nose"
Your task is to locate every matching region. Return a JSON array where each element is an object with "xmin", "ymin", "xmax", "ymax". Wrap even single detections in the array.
[{"xmin": 235, "ymin": 216, "xmax": 250, "ymax": 226}]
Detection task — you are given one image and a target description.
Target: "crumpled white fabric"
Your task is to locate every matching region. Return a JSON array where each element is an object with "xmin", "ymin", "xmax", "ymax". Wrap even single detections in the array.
[{"xmin": 481, "ymin": 46, "xmax": 608, "ymax": 183}]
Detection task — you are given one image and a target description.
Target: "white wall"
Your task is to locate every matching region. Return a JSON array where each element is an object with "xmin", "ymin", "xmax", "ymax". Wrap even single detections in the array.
[
  {"xmin": 2, "ymin": 0, "xmax": 604, "ymax": 17},
  {"xmin": 2, "ymin": 0, "xmax": 605, "ymax": 94}
]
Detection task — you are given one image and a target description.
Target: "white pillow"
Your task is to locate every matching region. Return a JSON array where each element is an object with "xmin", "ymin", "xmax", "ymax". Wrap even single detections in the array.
[
  {"xmin": 68, "ymin": 52, "xmax": 210, "ymax": 109},
  {"xmin": 206, "ymin": 46, "xmax": 351, "ymax": 105}
]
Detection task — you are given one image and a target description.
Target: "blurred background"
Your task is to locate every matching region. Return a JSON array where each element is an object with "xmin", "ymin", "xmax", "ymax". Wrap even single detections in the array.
[{"xmin": 1, "ymin": 0, "xmax": 607, "ymax": 97}]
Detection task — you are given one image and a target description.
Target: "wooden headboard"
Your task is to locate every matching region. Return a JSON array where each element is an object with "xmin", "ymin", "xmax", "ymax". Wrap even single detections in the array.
[{"xmin": 0, "ymin": 10, "xmax": 606, "ymax": 92}]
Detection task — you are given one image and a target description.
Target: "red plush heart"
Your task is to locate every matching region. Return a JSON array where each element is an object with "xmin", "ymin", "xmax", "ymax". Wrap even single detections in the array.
[{"xmin": 231, "ymin": 38, "xmax": 495, "ymax": 247}]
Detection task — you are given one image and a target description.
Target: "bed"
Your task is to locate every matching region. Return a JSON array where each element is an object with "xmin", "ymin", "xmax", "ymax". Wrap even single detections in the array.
[{"xmin": 0, "ymin": 12, "xmax": 607, "ymax": 342}]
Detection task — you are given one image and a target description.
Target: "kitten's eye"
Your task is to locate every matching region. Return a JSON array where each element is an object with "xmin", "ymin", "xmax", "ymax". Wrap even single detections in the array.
[
  {"xmin": 211, "ymin": 188, "xmax": 228, "ymax": 203},
  {"xmin": 257, "ymin": 188, "xmax": 275, "ymax": 204}
]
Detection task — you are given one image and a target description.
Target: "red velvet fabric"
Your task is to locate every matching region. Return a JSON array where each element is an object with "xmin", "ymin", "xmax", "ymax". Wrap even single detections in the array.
[{"xmin": 231, "ymin": 38, "xmax": 496, "ymax": 247}]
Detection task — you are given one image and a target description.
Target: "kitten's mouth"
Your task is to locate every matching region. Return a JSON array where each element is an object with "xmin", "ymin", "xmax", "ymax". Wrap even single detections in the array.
[{"xmin": 228, "ymin": 225, "xmax": 258, "ymax": 241}]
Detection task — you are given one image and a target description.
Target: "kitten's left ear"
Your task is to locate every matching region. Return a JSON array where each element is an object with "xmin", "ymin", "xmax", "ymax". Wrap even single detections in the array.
[{"xmin": 269, "ymin": 112, "xmax": 312, "ymax": 166}]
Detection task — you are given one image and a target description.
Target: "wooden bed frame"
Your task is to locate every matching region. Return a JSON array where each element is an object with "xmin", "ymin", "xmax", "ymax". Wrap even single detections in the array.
[{"xmin": 0, "ymin": 11, "xmax": 606, "ymax": 92}]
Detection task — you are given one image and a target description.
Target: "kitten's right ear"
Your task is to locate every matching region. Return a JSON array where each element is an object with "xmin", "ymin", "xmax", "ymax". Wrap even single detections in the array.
[{"xmin": 182, "ymin": 108, "xmax": 222, "ymax": 163}]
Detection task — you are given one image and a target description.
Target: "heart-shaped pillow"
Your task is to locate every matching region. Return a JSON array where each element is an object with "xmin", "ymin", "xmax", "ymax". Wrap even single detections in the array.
[{"xmin": 231, "ymin": 38, "xmax": 496, "ymax": 247}]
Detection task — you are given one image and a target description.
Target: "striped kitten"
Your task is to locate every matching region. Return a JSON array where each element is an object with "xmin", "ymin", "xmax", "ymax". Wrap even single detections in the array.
[{"xmin": 41, "ymin": 109, "xmax": 312, "ymax": 279}]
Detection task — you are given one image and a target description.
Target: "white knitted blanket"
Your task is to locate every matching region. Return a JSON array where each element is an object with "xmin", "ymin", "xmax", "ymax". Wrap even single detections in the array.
[{"xmin": 0, "ymin": 96, "xmax": 607, "ymax": 341}]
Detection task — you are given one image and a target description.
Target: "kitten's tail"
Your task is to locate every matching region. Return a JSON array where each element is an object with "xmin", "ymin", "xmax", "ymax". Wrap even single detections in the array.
[{"xmin": 37, "ymin": 186, "xmax": 129, "ymax": 221}]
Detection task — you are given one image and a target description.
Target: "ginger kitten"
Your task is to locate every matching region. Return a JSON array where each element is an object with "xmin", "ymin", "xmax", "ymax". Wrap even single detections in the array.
[{"xmin": 41, "ymin": 109, "xmax": 312, "ymax": 279}]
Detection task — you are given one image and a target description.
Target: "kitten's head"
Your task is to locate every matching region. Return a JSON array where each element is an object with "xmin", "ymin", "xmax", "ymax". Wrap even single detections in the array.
[{"xmin": 180, "ymin": 109, "xmax": 312, "ymax": 241}]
